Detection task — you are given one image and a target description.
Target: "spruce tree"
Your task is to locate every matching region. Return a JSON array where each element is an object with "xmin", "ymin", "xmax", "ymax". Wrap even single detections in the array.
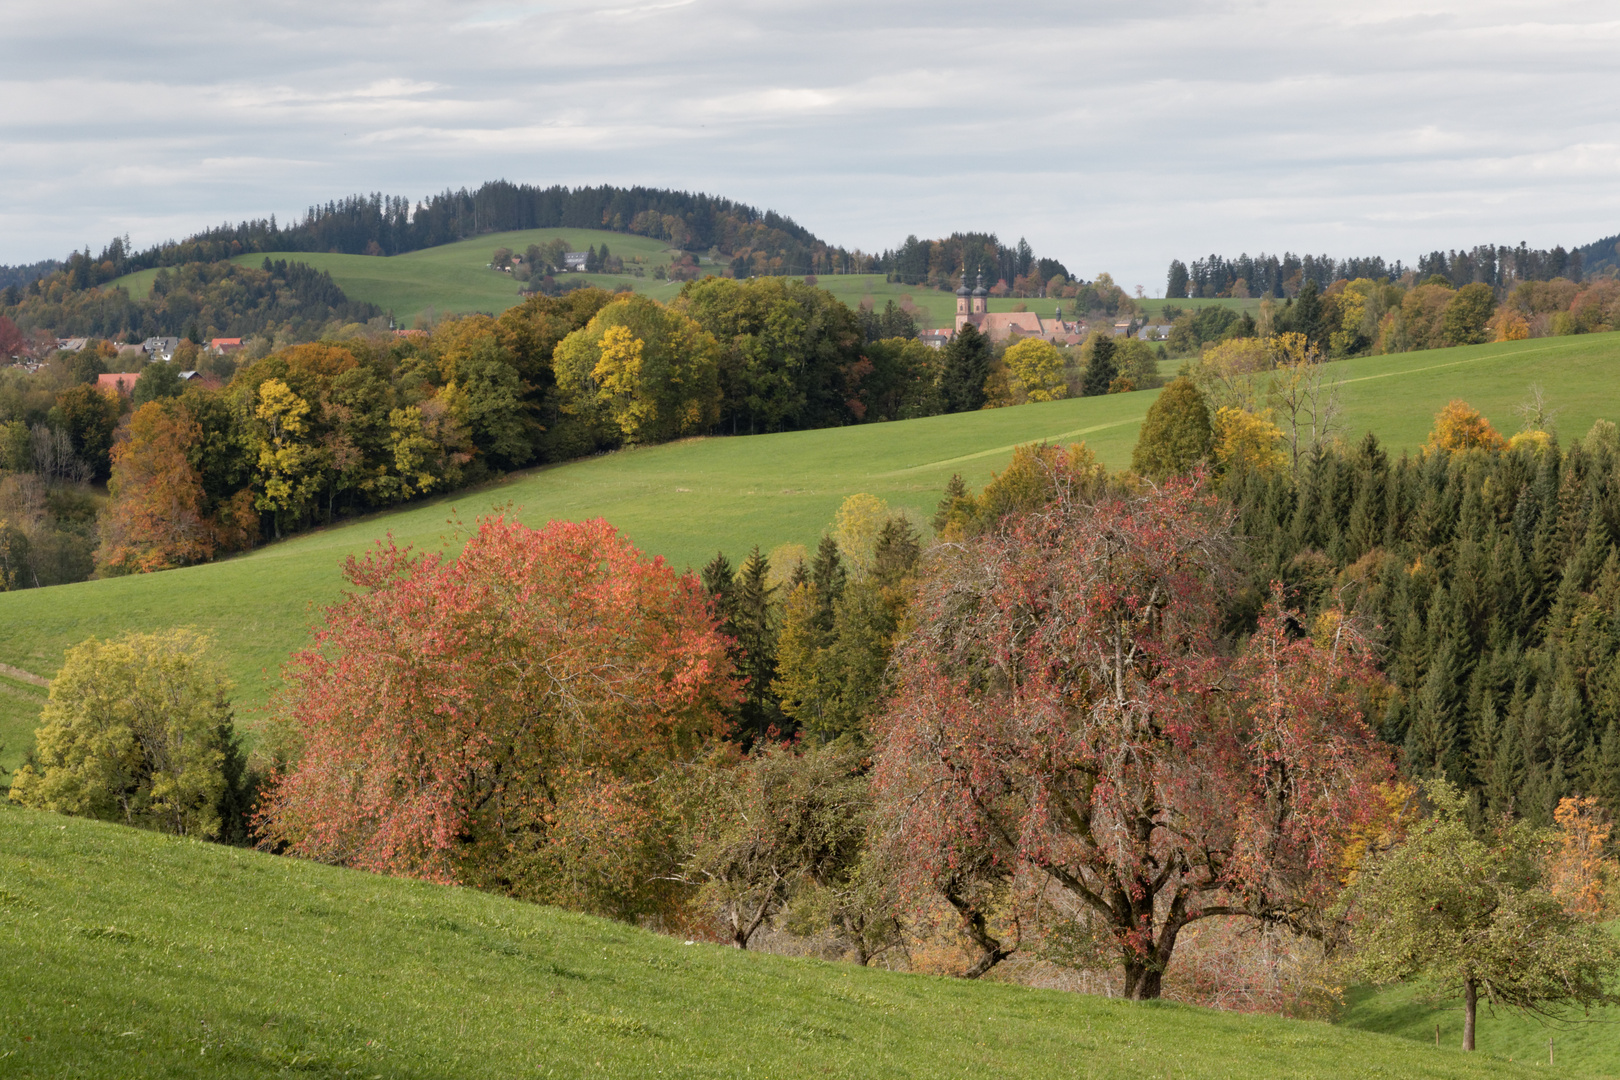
[
  {"xmin": 941, "ymin": 323, "xmax": 991, "ymax": 412},
  {"xmin": 1082, "ymin": 334, "xmax": 1117, "ymax": 397},
  {"xmin": 732, "ymin": 547, "xmax": 784, "ymax": 742}
]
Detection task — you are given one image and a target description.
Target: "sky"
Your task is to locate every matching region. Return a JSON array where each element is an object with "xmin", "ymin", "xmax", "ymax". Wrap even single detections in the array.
[{"xmin": 5, "ymin": 0, "xmax": 1620, "ymax": 293}]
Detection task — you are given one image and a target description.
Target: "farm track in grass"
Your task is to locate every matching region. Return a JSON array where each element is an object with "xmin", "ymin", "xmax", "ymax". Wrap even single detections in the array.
[
  {"xmin": 0, "ymin": 802, "xmax": 1575, "ymax": 1080},
  {"xmin": 2, "ymin": 333, "xmax": 1620, "ymax": 772}
]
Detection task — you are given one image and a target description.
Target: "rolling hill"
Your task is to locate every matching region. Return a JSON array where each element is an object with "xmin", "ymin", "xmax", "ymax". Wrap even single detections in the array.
[
  {"xmin": 0, "ymin": 801, "xmax": 1574, "ymax": 1079},
  {"xmin": 107, "ymin": 236, "xmax": 1181, "ymax": 330},
  {"xmin": 4, "ymin": 332, "xmax": 1620, "ymax": 774}
]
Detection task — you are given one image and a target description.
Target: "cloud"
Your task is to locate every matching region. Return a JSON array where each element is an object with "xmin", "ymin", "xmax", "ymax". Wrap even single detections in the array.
[{"xmin": 3, "ymin": 0, "xmax": 1619, "ymax": 289}]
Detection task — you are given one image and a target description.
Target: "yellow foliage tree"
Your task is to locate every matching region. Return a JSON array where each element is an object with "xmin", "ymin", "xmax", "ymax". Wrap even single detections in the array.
[
  {"xmin": 1212, "ymin": 406, "xmax": 1286, "ymax": 479},
  {"xmin": 253, "ymin": 378, "xmax": 324, "ymax": 536},
  {"xmin": 1426, "ymin": 400, "xmax": 1505, "ymax": 453},
  {"xmin": 1493, "ymin": 311, "xmax": 1530, "ymax": 342},
  {"xmin": 593, "ymin": 325, "xmax": 654, "ymax": 440},
  {"xmin": 1001, "ymin": 338, "xmax": 1067, "ymax": 403},
  {"xmin": 832, "ymin": 493, "xmax": 891, "ymax": 577},
  {"xmin": 1194, "ymin": 337, "xmax": 1270, "ymax": 410}
]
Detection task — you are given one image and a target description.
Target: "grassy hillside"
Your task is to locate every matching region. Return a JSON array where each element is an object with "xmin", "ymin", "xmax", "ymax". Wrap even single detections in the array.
[
  {"xmin": 2, "ymin": 332, "xmax": 1619, "ymax": 773},
  {"xmin": 110, "ymin": 228, "xmax": 697, "ymax": 322},
  {"xmin": 1340, "ymin": 979, "xmax": 1620, "ymax": 1074},
  {"xmin": 0, "ymin": 803, "xmax": 1568, "ymax": 1080},
  {"xmin": 1138, "ymin": 296, "xmax": 1264, "ymax": 319},
  {"xmin": 114, "ymin": 257, "xmax": 1087, "ymax": 330}
]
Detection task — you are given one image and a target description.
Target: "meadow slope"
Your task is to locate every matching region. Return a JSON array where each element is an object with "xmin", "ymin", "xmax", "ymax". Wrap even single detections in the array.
[
  {"xmin": 111, "ymin": 247, "xmax": 1193, "ymax": 328},
  {"xmin": 4, "ymin": 333, "xmax": 1620, "ymax": 769},
  {"xmin": 0, "ymin": 803, "xmax": 1577, "ymax": 1080}
]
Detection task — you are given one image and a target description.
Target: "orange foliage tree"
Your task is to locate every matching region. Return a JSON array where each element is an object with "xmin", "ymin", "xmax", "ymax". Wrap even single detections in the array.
[
  {"xmin": 256, "ymin": 516, "xmax": 740, "ymax": 920},
  {"xmin": 1426, "ymin": 400, "xmax": 1505, "ymax": 453},
  {"xmin": 95, "ymin": 401, "xmax": 217, "ymax": 574},
  {"xmin": 1548, "ymin": 796, "xmax": 1618, "ymax": 916}
]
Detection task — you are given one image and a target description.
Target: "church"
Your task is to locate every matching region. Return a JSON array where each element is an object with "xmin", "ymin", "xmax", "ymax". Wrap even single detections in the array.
[{"xmin": 922, "ymin": 273, "xmax": 1084, "ymax": 347}]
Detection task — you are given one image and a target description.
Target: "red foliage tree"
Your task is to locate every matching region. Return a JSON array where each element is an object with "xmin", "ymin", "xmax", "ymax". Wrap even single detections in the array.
[
  {"xmin": 257, "ymin": 516, "xmax": 739, "ymax": 919},
  {"xmin": 873, "ymin": 475, "xmax": 1392, "ymax": 999},
  {"xmin": 0, "ymin": 316, "xmax": 25, "ymax": 359}
]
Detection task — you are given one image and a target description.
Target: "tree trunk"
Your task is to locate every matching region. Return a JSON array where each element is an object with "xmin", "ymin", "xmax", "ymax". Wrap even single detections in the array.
[
  {"xmin": 1462, "ymin": 977, "xmax": 1476, "ymax": 1052},
  {"xmin": 1123, "ymin": 962, "xmax": 1164, "ymax": 1000}
]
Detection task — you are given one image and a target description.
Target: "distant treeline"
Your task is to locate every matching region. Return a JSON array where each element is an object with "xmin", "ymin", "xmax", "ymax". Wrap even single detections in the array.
[
  {"xmin": 0, "ymin": 259, "xmax": 62, "ymax": 291},
  {"xmin": 1, "ymin": 259, "xmax": 381, "ymax": 343},
  {"xmin": 878, "ymin": 233, "xmax": 1071, "ymax": 294},
  {"xmin": 47, "ymin": 184, "xmax": 882, "ymax": 289},
  {"xmin": 1168, "ymin": 240, "xmax": 1601, "ymax": 300},
  {"xmin": 28, "ymin": 184, "xmax": 1077, "ymax": 316}
]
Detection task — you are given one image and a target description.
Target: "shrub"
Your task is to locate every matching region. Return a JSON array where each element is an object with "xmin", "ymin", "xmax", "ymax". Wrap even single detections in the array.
[{"xmin": 9, "ymin": 629, "xmax": 239, "ymax": 838}]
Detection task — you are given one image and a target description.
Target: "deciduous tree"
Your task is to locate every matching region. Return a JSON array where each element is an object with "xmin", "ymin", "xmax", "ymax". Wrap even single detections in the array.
[
  {"xmin": 1131, "ymin": 376, "xmax": 1212, "ymax": 479},
  {"xmin": 9, "ymin": 629, "xmax": 239, "ymax": 838},
  {"xmin": 875, "ymin": 474, "xmax": 1392, "ymax": 999},
  {"xmin": 96, "ymin": 401, "xmax": 216, "ymax": 574},
  {"xmin": 1002, "ymin": 338, "xmax": 1067, "ymax": 403},
  {"xmin": 1340, "ymin": 781, "xmax": 1620, "ymax": 1051},
  {"xmin": 256, "ymin": 516, "xmax": 740, "ymax": 921}
]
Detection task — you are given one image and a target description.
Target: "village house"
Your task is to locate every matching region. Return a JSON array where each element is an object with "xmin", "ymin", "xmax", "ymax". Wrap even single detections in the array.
[
  {"xmin": 563, "ymin": 252, "xmax": 589, "ymax": 272},
  {"xmin": 208, "ymin": 337, "xmax": 243, "ymax": 356},
  {"xmin": 143, "ymin": 336, "xmax": 180, "ymax": 360},
  {"xmin": 96, "ymin": 372, "xmax": 143, "ymax": 396}
]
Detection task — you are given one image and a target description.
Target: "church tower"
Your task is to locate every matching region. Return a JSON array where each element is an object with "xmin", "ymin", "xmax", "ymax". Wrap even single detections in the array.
[
  {"xmin": 954, "ymin": 271, "xmax": 971, "ymax": 332},
  {"xmin": 971, "ymin": 272, "xmax": 988, "ymax": 316}
]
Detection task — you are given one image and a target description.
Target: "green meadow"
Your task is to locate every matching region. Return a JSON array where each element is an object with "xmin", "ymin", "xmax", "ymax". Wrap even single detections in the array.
[
  {"xmin": 4, "ymin": 332, "xmax": 1620, "ymax": 773},
  {"xmin": 1340, "ymin": 976, "xmax": 1620, "ymax": 1074},
  {"xmin": 110, "ymin": 228, "xmax": 695, "ymax": 323},
  {"xmin": 0, "ymin": 802, "xmax": 1578, "ymax": 1080}
]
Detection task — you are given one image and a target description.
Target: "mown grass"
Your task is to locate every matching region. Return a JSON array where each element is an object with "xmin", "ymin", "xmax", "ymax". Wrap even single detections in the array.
[
  {"xmin": 0, "ymin": 803, "xmax": 1571, "ymax": 1079},
  {"xmin": 2, "ymin": 332, "xmax": 1620, "ymax": 772},
  {"xmin": 1340, "ymin": 978, "xmax": 1620, "ymax": 1074}
]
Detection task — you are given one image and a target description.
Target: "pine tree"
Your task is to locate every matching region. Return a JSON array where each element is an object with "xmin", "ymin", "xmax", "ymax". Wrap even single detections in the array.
[{"xmin": 701, "ymin": 551, "xmax": 736, "ymax": 620}]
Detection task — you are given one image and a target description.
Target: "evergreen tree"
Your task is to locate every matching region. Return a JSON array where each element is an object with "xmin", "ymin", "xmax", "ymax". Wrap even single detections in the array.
[
  {"xmin": 732, "ymin": 547, "xmax": 783, "ymax": 742},
  {"xmin": 1130, "ymin": 376, "xmax": 1212, "ymax": 479},
  {"xmin": 941, "ymin": 323, "xmax": 991, "ymax": 412},
  {"xmin": 1082, "ymin": 334, "xmax": 1118, "ymax": 397}
]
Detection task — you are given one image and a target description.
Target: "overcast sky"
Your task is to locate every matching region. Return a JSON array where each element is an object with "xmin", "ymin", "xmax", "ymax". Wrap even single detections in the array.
[{"xmin": 6, "ymin": 1, "xmax": 1618, "ymax": 291}]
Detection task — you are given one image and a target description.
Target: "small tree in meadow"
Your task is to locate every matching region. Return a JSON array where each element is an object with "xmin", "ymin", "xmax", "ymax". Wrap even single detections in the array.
[{"xmin": 1339, "ymin": 781, "xmax": 1620, "ymax": 1052}]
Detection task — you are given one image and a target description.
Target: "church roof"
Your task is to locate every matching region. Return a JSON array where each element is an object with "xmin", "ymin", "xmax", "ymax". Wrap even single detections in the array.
[{"xmin": 971, "ymin": 272, "xmax": 987, "ymax": 298}]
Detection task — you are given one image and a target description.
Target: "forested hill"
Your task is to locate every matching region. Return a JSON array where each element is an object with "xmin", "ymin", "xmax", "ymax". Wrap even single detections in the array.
[{"xmin": 37, "ymin": 182, "xmax": 1072, "ymax": 301}]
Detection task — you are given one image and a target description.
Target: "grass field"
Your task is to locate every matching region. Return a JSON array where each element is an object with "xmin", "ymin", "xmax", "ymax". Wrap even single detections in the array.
[
  {"xmin": 109, "ymin": 228, "xmax": 696, "ymax": 322},
  {"xmin": 110, "ymin": 247, "xmax": 1115, "ymax": 330},
  {"xmin": 0, "ymin": 802, "xmax": 1572, "ymax": 1080},
  {"xmin": 3, "ymin": 332, "xmax": 1620, "ymax": 774},
  {"xmin": 1340, "ymin": 978, "xmax": 1620, "ymax": 1074}
]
